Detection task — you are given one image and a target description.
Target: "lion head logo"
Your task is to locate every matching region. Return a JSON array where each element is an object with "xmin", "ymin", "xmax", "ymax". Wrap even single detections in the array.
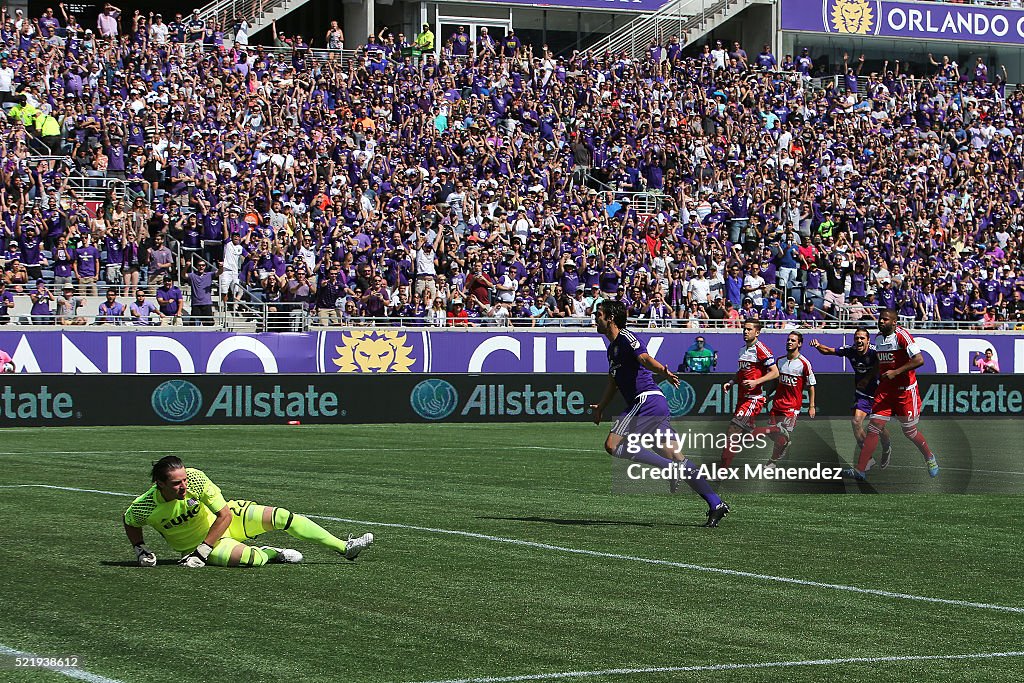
[
  {"xmin": 332, "ymin": 331, "xmax": 416, "ymax": 373},
  {"xmin": 828, "ymin": 0, "xmax": 875, "ymax": 34}
]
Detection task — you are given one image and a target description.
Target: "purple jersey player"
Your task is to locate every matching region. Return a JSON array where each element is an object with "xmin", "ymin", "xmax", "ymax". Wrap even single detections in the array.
[
  {"xmin": 590, "ymin": 299, "xmax": 729, "ymax": 527},
  {"xmin": 810, "ymin": 327, "xmax": 892, "ymax": 467}
]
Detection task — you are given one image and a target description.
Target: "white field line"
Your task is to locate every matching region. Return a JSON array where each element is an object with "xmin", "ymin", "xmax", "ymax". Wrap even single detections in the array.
[
  {"xmin": 2, "ymin": 448, "xmax": 1015, "ymax": 475},
  {"xmin": 407, "ymin": 651, "xmax": 1024, "ymax": 683},
  {"xmin": 0, "ymin": 446, "xmax": 583, "ymax": 456},
  {"xmin": 2, "ymin": 484, "xmax": 1022, "ymax": 615},
  {"xmin": 0, "ymin": 644, "xmax": 123, "ymax": 683}
]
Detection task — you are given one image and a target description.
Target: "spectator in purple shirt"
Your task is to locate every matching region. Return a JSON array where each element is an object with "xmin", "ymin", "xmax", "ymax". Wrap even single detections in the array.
[
  {"xmin": 0, "ymin": 281, "xmax": 14, "ymax": 324},
  {"xmin": 156, "ymin": 276, "xmax": 184, "ymax": 324},
  {"xmin": 186, "ymin": 259, "xmax": 215, "ymax": 326},
  {"xmin": 130, "ymin": 291, "xmax": 163, "ymax": 326},
  {"xmin": 73, "ymin": 234, "xmax": 101, "ymax": 296},
  {"xmin": 798, "ymin": 299, "xmax": 824, "ymax": 328},
  {"xmin": 98, "ymin": 289, "xmax": 126, "ymax": 325}
]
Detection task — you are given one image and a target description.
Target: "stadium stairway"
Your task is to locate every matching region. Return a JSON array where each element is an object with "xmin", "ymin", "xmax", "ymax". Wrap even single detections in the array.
[
  {"xmin": 587, "ymin": 0, "xmax": 771, "ymax": 58},
  {"xmin": 195, "ymin": 0, "xmax": 302, "ymax": 45}
]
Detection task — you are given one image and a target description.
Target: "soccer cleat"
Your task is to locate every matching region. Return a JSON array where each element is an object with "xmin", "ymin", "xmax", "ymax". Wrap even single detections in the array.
[
  {"xmin": 344, "ymin": 532, "xmax": 374, "ymax": 561},
  {"xmin": 840, "ymin": 468, "xmax": 867, "ymax": 481},
  {"xmin": 879, "ymin": 443, "xmax": 893, "ymax": 469},
  {"xmin": 926, "ymin": 456, "xmax": 940, "ymax": 478},
  {"xmin": 261, "ymin": 546, "xmax": 303, "ymax": 563},
  {"xmin": 703, "ymin": 502, "xmax": 730, "ymax": 528}
]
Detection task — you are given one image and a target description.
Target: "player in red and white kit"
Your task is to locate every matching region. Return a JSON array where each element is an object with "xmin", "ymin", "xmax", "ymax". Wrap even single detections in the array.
[
  {"xmin": 757, "ymin": 332, "xmax": 816, "ymax": 467},
  {"xmin": 842, "ymin": 309, "xmax": 939, "ymax": 480},
  {"xmin": 721, "ymin": 319, "xmax": 779, "ymax": 466}
]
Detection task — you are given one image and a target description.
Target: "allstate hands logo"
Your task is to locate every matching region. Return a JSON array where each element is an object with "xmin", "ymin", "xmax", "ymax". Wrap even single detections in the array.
[
  {"xmin": 660, "ymin": 380, "xmax": 696, "ymax": 417},
  {"xmin": 151, "ymin": 380, "xmax": 203, "ymax": 423},
  {"xmin": 410, "ymin": 379, "xmax": 459, "ymax": 420}
]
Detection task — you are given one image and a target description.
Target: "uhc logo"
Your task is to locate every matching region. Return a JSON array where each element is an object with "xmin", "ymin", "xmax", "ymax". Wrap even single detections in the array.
[{"xmin": 151, "ymin": 380, "xmax": 203, "ymax": 423}]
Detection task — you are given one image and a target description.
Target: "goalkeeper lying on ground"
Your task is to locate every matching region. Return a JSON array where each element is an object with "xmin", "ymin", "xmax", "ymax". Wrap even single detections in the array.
[{"xmin": 123, "ymin": 456, "xmax": 374, "ymax": 568}]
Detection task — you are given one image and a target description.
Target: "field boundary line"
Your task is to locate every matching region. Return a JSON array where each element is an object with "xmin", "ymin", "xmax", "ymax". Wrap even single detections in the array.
[
  {"xmin": 3, "ymin": 484, "xmax": 1023, "ymax": 615},
  {"xmin": 405, "ymin": 651, "xmax": 1024, "ymax": 683},
  {"xmin": 0, "ymin": 644, "xmax": 124, "ymax": 683}
]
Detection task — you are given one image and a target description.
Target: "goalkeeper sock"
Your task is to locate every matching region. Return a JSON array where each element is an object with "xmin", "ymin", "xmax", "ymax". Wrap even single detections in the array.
[{"xmin": 276, "ymin": 509, "xmax": 348, "ymax": 553}]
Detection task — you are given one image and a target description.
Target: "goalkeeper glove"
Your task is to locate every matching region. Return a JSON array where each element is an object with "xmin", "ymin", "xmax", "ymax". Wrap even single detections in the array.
[
  {"xmin": 134, "ymin": 543, "xmax": 157, "ymax": 567},
  {"xmin": 179, "ymin": 542, "xmax": 213, "ymax": 568}
]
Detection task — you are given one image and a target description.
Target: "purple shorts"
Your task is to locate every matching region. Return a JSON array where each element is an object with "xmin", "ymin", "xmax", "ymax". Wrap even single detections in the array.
[
  {"xmin": 852, "ymin": 392, "xmax": 874, "ymax": 415},
  {"xmin": 612, "ymin": 392, "xmax": 673, "ymax": 437}
]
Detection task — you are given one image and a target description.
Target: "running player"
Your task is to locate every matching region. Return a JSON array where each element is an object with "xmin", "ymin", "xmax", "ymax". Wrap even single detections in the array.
[
  {"xmin": 810, "ymin": 327, "xmax": 893, "ymax": 468},
  {"xmin": 124, "ymin": 456, "xmax": 374, "ymax": 567},
  {"xmin": 720, "ymin": 319, "xmax": 779, "ymax": 467},
  {"xmin": 841, "ymin": 310, "xmax": 939, "ymax": 480},
  {"xmin": 590, "ymin": 300, "xmax": 729, "ymax": 527},
  {"xmin": 757, "ymin": 331, "xmax": 815, "ymax": 467}
]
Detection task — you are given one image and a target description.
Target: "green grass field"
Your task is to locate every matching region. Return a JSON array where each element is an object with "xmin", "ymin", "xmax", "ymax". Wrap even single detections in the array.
[{"xmin": 0, "ymin": 421, "xmax": 1022, "ymax": 682}]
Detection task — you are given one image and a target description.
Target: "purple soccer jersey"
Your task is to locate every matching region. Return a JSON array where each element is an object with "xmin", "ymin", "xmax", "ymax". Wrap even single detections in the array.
[
  {"xmin": 834, "ymin": 344, "xmax": 880, "ymax": 411},
  {"xmin": 607, "ymin": 328, "xmax": 660, "ymax": 404}
]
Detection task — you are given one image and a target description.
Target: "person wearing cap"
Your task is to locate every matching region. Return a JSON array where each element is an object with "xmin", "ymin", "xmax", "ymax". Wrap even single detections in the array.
[
  {"xmin": 447, "ymin": 298, "xmax": 469, "ymax": 327},
  {"xmin": 157, "ymin": 276, "xmax": 184, "ymax": 325},
  {"xmin": 414, "ymin": 23, "xmax": 434, "ymax": 52},
  {"xmin": 29, "ymin": 279, "xmax": 55, "ymax": 325},
  {"xmin": 681, "ymin": 336, "xmax": 717, "ymax": 373},
  {"xmin": 56, "ymin": 284, "xmax": 87, "ymax": 325},
  {"xmin": 501, "ymin": 28, "xmax": 521, "ymax": 57}
]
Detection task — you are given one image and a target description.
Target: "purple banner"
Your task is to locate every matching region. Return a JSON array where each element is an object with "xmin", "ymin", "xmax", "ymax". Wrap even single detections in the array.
[
  {"xmin": 782, "ymin": 0, "xmax": 1024, "ymax": 45},
  {"xmin": 0, "ymin": 330, "xmax": 1019, "ymax": 374}
]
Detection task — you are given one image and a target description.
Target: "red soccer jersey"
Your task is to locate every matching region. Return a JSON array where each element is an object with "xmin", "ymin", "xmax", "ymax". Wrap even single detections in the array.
[
  {"xmin": 737, "ymin": 340, "xmax": 776, "ymax": 397},
  {"xmin": 874, "ymin": 327, "xmax": 920, "ymax": 391},
  {"xmin": 773, "ymin": 354, "xmax": 816, "ymax": 412}
]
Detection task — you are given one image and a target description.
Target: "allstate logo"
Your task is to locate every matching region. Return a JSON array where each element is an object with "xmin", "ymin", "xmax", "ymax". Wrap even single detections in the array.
[
  {"xmin": 151, "ymin": 380, "xmax": 203, "ymax": 423},
  {"xmin": 824, "ymin": 0, "xmax": 879, "ymax": 35},
  {"xmin": 410, "ymin": 379, "xmax": 459, "ymax": 420},
  {"xmin": 660, "ymin": 380, "xmax": 696, "ymax": 417}
]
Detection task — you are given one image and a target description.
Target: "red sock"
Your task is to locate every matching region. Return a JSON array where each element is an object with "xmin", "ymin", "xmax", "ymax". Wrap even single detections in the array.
[
  {"xmin": 857, "ymin": 427, "xmax": 881, "ymax": 472},
  {"xmin": 721, "ymin": 446, "xmax": 735, "ymax": 467},
  {"xmin": 907, "ymin": 430, "xmax": 933, "ymax": 459},
  {"xmin": 770, "ymin": 433, "xmax": 788, "ymax": 461}
]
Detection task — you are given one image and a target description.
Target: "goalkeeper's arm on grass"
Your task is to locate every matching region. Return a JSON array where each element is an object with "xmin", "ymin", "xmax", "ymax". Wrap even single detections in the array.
[
  {"xmin": 123, "ymin": 506, "xmax": 231, "ymax": 568},
  {"xmin": 124, "ymin": 521, "xmax": 157, "ymax": 567}
]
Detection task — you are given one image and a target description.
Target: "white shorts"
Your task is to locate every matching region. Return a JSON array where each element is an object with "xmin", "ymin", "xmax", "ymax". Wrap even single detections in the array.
[{"xmin": 219, "ymin": 271, "xmax": 239, "ymax": 295}]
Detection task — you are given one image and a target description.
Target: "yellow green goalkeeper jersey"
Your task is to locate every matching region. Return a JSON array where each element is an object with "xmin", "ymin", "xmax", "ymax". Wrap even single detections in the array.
[{"xmin": 123, "ymin": 468, "xmax": 228, "ymax": 553}]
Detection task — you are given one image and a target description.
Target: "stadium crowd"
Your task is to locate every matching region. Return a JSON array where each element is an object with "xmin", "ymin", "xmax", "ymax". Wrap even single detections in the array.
[{"xmin": 0, "ymin": 4, "xmax": 1023, "ymax": 329}]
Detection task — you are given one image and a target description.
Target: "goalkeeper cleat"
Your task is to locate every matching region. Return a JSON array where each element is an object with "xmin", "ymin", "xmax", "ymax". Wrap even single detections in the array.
[
  {"xmin": 841, "ymin": 468, "xmax": 867, "ymax": 482},
  {"xmin": 261, "ymin": 546, "xmax": 303, "ymax": 563},
  {"xmin": 926, "ymin": 456, "xmax": 940, "ymax": 478},
  {"xmin": 703, "ymin": 502, "xmax": 730, "ymax": 528},
  {"xmin": 344, "ymin": 532, "xmax": 374, "ymax": 561},
  {"xmin": 880, "ymin": 443, "xmax": 893, "ymax": 469}
]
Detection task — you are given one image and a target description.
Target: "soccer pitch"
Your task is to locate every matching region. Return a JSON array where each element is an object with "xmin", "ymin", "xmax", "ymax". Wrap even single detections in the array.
[{"xmin": 0, "ymin": 422, "xmax": 1021, "ymax": 682}]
